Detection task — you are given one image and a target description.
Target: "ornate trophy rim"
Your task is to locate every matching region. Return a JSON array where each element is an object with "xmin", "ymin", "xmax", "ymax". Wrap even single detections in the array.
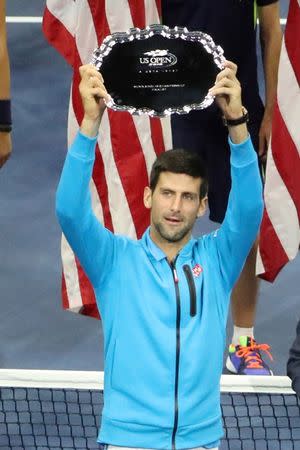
[{"xmin": 91, "ymin": 24, "xmax": 226, "ymax": 117}]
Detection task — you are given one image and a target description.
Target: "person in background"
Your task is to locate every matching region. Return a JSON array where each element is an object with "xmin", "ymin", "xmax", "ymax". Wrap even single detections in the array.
[
  {"xmin": 0, "ymin": 0, "xmax": 12, "ymax": 168},
  {"xmin": 287, "ymin": 320, "xmax": 300, "ymax": 397},
  {"xmin": 162, "ymin": 0, "xmax": 282, "ymax": 375}
]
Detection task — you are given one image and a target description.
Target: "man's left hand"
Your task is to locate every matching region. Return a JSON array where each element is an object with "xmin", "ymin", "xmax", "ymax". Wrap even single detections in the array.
[
  {"xmin": 259, "ymin": 112, "xmax": 272, "ymax": 160},
  {"xmin": 209, "ymin": 60, "xmax": 243, "ymax": 120},
  {"xmin": 0, "ymin": 132, "xmax": 12, "ymax": 168},
  {"xmin": 210, "ymin": 60, "xmax": 248, "ymax": 144}
]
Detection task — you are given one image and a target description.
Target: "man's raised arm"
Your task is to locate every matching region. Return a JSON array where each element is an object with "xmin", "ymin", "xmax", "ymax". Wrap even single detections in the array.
[
  {"xmin": 208, "ymin": 61, "xmax": 264, "ymax": 291},
  {"xmin": 55, "ymin": 65, "xmax": 115, "ymax": 289}
]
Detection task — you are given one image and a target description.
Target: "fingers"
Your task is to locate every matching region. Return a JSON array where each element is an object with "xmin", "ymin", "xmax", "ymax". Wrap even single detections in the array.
[
  {"xmin": 258, "ymin": 131, "xmax": 269, "ymax": 158},
  {"xmin": 209, "ymin": 60, "xmax": 240, "ymax": 97},
  {"xmin": 90, "ymin": 86, "xmax": 109, "ymax": 99},
  {"xmin": 209, "ymin": 60, "xmax": 243, "ymax": 118},
  {"xmin": 0, "ymin": 155, "xmax": 10, "ymax": 168},
  {"xmin": 209, "ymin": 77, "xmax": 240, "ymax": 97},
  {"xmin": 223, "ymin": 60, "xmax": 238, "ymax": 75},
  {"xmin": 258, "ymin": 117, "xmax": 272, "ymax": 157},
  {"xmin": 209, "ymin": 59, "xmax": 241, "ymax": 99},
  {"xmin": 79, "ymin": 64, "xmax": 110, "ymax": 102},
  {"xmin": 79, "ymin": 64, "xmax": 104, "ymax": 83},
  {"xmin": 214, "ymin": 77, "xmax": 236, "ymax": 89},
  {"xmin": 215, "ymin": 67, "xmax": 239, "ymax": 85},
  {"xmin": 87, "ymin": 74, "xmax": 103, "ymax": 90},
  {"xmin": 258, "ymin": 134, "xmax": 265, "ymax": 157}
]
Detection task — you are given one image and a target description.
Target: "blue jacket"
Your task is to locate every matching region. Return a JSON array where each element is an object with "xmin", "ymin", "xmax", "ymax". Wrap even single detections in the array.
[{"xmin": 56, "ymin": 131, "xmax": 263, "ymax": 449}]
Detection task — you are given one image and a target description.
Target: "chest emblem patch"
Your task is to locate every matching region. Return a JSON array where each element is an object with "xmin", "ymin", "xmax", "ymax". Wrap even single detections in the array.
[{"xmin": 192, "ymin": 263, "xmax": 203, "ymax": 277}]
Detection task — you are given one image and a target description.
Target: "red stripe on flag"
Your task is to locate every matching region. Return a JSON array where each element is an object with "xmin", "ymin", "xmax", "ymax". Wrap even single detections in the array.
[
  {"xmin": 271, "ymin": 102, "xmax": 300, "ymax": 218},
  {"xmin": 150, "ymin": 117, "xmax": 166, "ymax": 156},
  {"xmin": 87, "ymin": 0, "xmax": 111, "ymax": 44},
  {"xmin": 285, "ymin": 0, "xmax": 300, "ymax": 85},
  {"xmin": 80, "ymin": 303, "xmax": 100, "ymax": 319},
  {"xmin": 71, "ymin": 67, "xmax": 84, "ymax": 120},
  {"xmin": 61, "ymin": 272, "xmax": 70, "ymax": 310},
  {"xmin": 259, "ymin": 210, "xmax": 289, "ymax": 281},
  {"xmin": 108, "ymin": 110, "xmax": 150, "ymax": 238},
  {"xmin": 75, "ymin": 255, "xmax": 97, "ymax": 310},
  {"xmin": 92, "ymin": 145, "xmax": 114, "ymax": 230},
  {"xmin": 155, "ymin": 0, "xmax": 162, "ymax": 19},
  {"xmin": 128, "ymin": 0, "xmax": 146, "ymax": 28},
  {"xmin": 42, "ymin": 7, "xmax": 75, "ymax": 66}
]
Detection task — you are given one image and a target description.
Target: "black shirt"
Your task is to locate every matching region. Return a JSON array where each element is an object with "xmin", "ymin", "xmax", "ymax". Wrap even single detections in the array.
[{"xmin": 162, "ymin": 0, "xmax": 278, "ymax": 119}]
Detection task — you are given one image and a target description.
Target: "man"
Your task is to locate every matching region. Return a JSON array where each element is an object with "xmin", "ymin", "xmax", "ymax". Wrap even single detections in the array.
[
  {"xmin": 56, "ymin": 61, "xmax": 263, "ymax": 449},
  {"xmin": 0, "ymin": 0, "xmax": 12, "ymax": 167},
  {"xmin": 162, "ymin": 0, "xmax": 282, "ymax": 375}
]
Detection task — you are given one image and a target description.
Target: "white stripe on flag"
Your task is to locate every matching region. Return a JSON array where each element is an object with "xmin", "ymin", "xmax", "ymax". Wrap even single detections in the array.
[
  {"xmin": 75, "ymin": 0, "xmax": 98, "ymax": 64},
  {"xmin": 256, "ymin": 247, "xmax": 265, "ymax": 275},
  {"xmin": 90, "ymin": 178, "xmax": 105, "ymax": 225},
  {"xmin": 277, "ymin": 40, "xmax": 300, "ymax": 155},
  {"xmin": 132, "ymin": 116, "xmax": 158, "ymax": 177},
  {"xmin": 61, "ymin": 234, "xmax": 82, "ymax": 309},
  {"xmin": 105, "ymin": 0, "xmax": 133, "ymax": 33},
  {"xmin": 145, "ymin": 0, "xmax": 161, "ymax": 24},
  {"xmin": 98, "ymin": 111, "xmax": 137, "ymax": 238},
  {"xmin": 67, "ymin": 84, "xmax": 78, "ymax": 145},
  {"xmin": 45, "ymin": 0, "xmax": 76, "ymax": 37},
  {"xmin": 161, "ymin": 116, "xmax": 173, "ymax": 150},
  {"xmin": 264, "ymin": 149, "xmax": 300, "ymax": 260}
]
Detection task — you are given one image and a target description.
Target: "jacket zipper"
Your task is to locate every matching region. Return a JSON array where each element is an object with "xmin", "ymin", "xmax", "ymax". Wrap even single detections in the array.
[
  {"xmin": 170, "ymin": 260, "xmax": 180, "ymax": 450},
  {"xmin": 183, "ymin": 264, "xmax": 197, "ymax": 317}
]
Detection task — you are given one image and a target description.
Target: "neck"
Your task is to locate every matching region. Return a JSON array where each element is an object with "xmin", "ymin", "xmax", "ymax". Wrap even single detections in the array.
[{"xmin": 149, "ymin": 228, "xmax": 191, "ymax": 263}]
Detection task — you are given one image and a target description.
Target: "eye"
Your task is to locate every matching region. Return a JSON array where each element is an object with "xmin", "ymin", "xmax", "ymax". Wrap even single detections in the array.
[
  {"xmin": 161, "ymin": 190, "xmax": 173, "ymax": 197},
  {"xmin": 183, "ymin": 193, "xmax": 195, "ymax": 201}
]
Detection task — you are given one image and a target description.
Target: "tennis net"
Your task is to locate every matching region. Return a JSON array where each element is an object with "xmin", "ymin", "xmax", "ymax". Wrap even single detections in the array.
[{"xmin": 0, "ymin": 370, "xmax": 299, "ymax": 450}]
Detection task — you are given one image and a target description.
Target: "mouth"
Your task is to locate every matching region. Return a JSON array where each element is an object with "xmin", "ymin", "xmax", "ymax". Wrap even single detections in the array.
[{"xmin": 164, "ymin": 216, "xmax": 182, "ymax": 225}]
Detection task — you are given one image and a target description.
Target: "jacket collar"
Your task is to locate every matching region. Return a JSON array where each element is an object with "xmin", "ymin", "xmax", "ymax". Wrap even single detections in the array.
[{"xmin": 141, "ymin": 227, "xmax": 196, "ymax": 262}]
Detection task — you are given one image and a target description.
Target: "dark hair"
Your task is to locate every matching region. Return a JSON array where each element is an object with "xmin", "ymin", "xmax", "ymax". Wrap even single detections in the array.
[{"xmin": 149, "ymin": 148, "xmax": 208, "ymax": 200}]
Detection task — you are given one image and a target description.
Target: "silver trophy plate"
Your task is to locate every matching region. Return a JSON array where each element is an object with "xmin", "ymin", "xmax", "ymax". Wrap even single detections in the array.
[{"xmin": 91, "ymin": 24, "xmax": 225, "ymax": 117}]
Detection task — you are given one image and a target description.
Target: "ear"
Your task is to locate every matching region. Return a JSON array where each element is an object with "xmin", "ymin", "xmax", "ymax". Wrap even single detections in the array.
[
  {"xmin": 197, "ymin": 196, "xmax": 208, "ymax": 218},
  {"xmin": 143, "ymin": 186, "xmax": 152, "ymax": 209}
]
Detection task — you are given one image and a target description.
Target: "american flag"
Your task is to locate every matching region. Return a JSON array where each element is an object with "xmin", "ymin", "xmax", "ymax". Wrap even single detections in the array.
[
  {"xmin": 256, "ymin": 0, "xmax": 300, "ymax": 282},
  {"xmin": 43, "ymin": 0, "xmax": 172, "ymax": 318}
]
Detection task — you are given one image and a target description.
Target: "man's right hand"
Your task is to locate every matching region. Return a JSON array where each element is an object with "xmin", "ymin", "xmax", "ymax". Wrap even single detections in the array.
[{"xmin": 79, "ymin": 65, "xmax": 110, "ymax": 138}]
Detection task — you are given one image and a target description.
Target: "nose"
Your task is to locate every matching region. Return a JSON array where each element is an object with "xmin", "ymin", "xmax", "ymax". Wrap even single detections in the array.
[{"xmin": 170, "ymin": 194, "xmax": 182, "ymax": 212}]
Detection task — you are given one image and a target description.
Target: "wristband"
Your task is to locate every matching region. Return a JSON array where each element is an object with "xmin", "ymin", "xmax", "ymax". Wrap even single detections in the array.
[
  {"xmin": 0, "ymin": 124, "xmax": 12, "ymax": 132},
  {"xmin": 223, "ymin": 107, "xmax": 249, "ymax": 127},
  {"xmin": 0, "ymin": 100, "xmax": 12, "ymax": 133}
]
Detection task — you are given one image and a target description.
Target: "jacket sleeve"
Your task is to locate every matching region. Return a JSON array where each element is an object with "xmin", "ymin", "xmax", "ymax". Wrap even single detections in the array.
[
  {"xmin": 55, "ymin": 131, "xmax": 117, "ymax": 289},
  {"xmin": 287, "ymin": 320, "xmax": 300, "ymax": 397},
  {"xmin": 209, "ymin": 135, "xmax": 264, "ymax": 292}
]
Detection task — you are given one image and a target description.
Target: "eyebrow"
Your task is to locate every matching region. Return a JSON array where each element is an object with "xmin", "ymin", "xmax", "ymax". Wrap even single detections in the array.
[{"xmin": 160, "ymin": 188, "xmax": 198, "ymax": 197}]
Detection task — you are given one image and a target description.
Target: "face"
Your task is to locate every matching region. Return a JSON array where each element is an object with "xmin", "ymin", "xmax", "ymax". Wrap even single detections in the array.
[{"xmin": 144, "ymin": 171, "xmax": 207, "ymax": 248}]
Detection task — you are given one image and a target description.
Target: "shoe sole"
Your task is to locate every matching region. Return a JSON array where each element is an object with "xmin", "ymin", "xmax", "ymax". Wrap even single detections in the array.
[
  {"xmin": 226, "ymin": 356, "xmax": 238, "ymax": 374},
  {"xmin": 226, "ymin": 356, "xmax": 274, "ymax": 375}
]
